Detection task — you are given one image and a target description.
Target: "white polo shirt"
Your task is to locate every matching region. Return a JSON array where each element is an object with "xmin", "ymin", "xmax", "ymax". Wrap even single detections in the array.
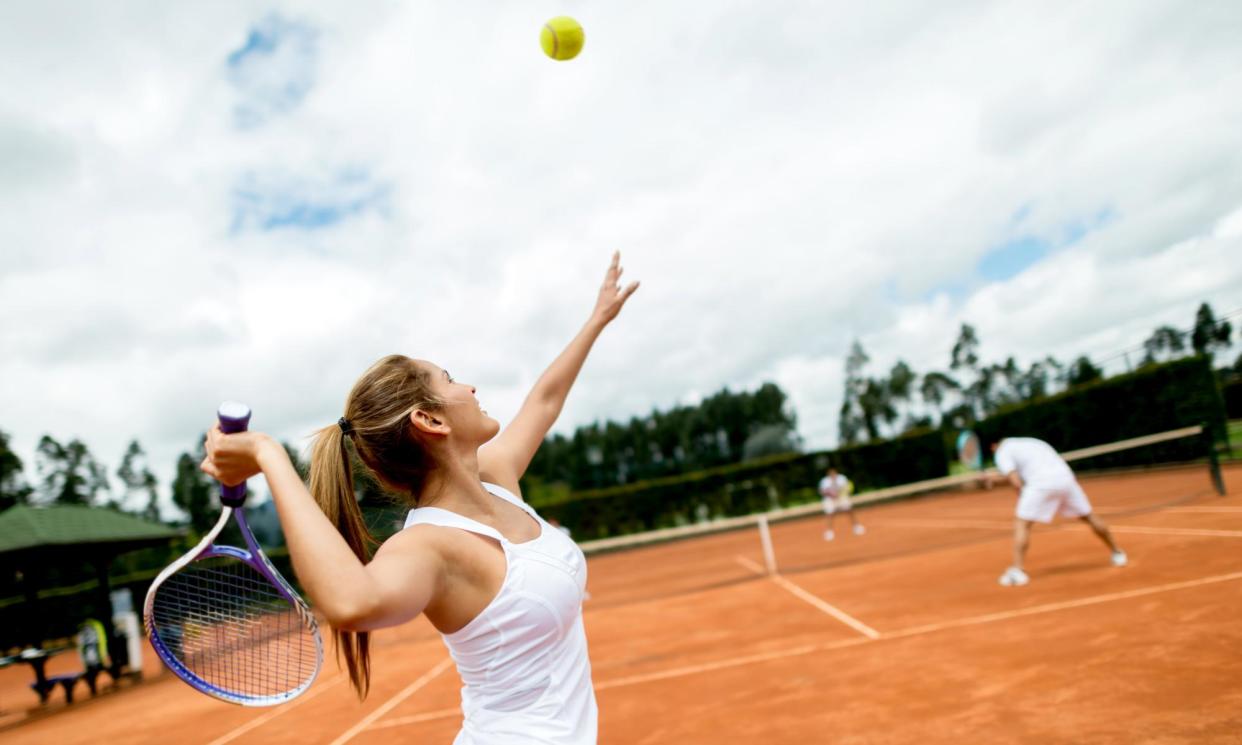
[
  {"xmin": 818, "ymin": 474, "xmax": 850, "ymax": 499},
  {"xmin": 994, "ymin": 437, "xmax": 1075, "ymax": 487}
]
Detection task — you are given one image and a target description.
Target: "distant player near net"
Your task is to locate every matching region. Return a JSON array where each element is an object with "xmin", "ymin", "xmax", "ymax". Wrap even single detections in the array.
[
  {"xmin": 200, "ymin": 253, "xmax": 638, "ymax": 744},
  {"xmin": 989, "ymin": 437, "xmax": 1127, "ymax": 587},
  {"xmin": 819, "ymin": 466, "xmax": 864, "ymax": 541}
]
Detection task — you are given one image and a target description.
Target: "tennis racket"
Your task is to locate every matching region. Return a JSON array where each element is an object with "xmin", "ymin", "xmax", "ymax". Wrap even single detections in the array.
[
  {"xmin": 143, "ymin": 402, "xmax": 322, "ymax": 706},
  {"xmin": 956, "ymin": 429, "xmax": 982, "ymax": 472}
]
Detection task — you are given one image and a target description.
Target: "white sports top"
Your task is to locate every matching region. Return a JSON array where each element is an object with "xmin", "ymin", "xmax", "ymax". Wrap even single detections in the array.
[
  {"xmin": 403, "ymin": 483, "xmax": 596, "ymax": 745},
  {"xmin": 994, "ymin": 437, "xmax": 1075, "ymax": 487},
  {"xmin": 818, "ymin": 474, "xmax": 850, "ymax": 499}
]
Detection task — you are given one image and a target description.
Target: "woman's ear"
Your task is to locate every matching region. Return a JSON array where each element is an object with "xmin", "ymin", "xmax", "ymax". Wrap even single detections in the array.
[{"xmin": 410, "ymin": 408, "xmax": 450, "ymax": 436}]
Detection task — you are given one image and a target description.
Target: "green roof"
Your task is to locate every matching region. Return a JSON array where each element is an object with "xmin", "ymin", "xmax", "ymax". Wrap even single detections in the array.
[{"xmin": 0, "ymin": 505, "xmax": 179, "ymax": 556}]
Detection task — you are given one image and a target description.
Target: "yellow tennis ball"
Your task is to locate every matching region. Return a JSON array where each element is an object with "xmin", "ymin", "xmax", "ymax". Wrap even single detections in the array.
[{"xmin": 541, "ymin": 17, "xmax": 584, "ymax": 61}]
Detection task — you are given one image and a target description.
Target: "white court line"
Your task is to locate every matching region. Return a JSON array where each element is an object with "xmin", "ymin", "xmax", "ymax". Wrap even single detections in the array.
[
  {"xmin": 734, "ymin": 555, "xmax": 767, "ymax": 575},
  {"xmin": 595, "ymin": 637, "xmax": 870, "ymax": 691},
  {"xmin": 205, "ymin": 673, "xmax": 346, "ymax": 745},
  {"xmin": 1166, "ymin": 507, "xmax": 1242, "ymax": 513},
  {"xmin": 368, "ymin": 706, "xmax": 461, "ymax": 731},
  {"xmin": 363, "ymin": 569, "xmax": 1242, "ymax": 731},
  {"xmin": 734, "ymin": 555, "xmax": 881, "ymax": 639},
  {"xmin": 328, "ymin": 656, "xmax": 453, "ymax": 745},
  {"xmin": 883, "ymin": 517, "xmax": 1012, "ymax": 530},
  {"xmin": 1111, "ymin": 525, "xmax": 1242, "ymax": 538},
  {"xmin": 769, "ymin": 575, "xmax": 881, "ymax": 639},
  {"xmin": 885, "ymin": 517, "xmax": 1242, "ymax": 539},
  {"xmin": 890, "ymin": 570, "xmax": 1242, "ymax": 638}
]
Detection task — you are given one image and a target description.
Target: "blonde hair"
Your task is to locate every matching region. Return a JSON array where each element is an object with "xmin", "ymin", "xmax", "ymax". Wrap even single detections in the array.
[{"xmin": 307, "ymin": 354, "xmax": 445, "ymax": 699}]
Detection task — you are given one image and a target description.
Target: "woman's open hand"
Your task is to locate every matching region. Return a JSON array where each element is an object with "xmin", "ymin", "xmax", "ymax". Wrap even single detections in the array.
[{"xmin": 590, "ymin": 251, "xmax": 640, "ymax": 327}]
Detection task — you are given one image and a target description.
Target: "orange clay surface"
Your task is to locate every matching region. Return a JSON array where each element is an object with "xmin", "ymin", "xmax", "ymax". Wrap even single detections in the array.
[{"xmin": 3, "ymin": 464, "xmax": 1241, "ymax": 744}]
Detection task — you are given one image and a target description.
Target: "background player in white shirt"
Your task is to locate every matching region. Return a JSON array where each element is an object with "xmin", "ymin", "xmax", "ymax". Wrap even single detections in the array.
[
  {"xmin": 990, "ymin": 437, "xmax": 1127, "ymax": 586},
  {"xmin": 819, "ymin": 466, "xmax": 864, "ymax": 541}
]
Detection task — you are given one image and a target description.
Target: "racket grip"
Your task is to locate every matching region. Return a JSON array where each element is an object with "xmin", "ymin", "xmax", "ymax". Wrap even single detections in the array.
[{"xmin": 217, "ymin": 401, "xmax": 252, "ymax": 507}]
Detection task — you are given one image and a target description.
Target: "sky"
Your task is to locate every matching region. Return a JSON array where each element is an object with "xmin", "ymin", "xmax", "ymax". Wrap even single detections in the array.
[{"xmin": 2, "ymin": 1, "xmax": 1241, "ymax": 515}]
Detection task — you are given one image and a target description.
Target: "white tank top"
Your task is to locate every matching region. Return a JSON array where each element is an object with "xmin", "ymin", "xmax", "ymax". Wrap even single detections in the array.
[{"xmin": 403, "ymin": 482, "xmax": 597, "ymax": 745}]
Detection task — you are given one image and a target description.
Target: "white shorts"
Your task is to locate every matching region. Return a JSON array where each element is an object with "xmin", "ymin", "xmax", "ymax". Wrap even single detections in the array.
[
  {"xmin": 1015, "ymin": 480, "xmax": 1093, "ymax": 524},
  {"xmin": 822, "ymin": 496, "xmax": 853, "ymax": 515}
]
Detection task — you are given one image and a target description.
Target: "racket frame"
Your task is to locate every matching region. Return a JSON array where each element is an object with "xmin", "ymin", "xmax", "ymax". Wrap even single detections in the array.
[{"xmin": 143, "ymin": 403, "xmax": 323, "ymax": 706}]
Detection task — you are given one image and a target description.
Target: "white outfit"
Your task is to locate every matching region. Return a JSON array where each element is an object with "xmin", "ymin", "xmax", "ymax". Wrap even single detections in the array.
[
  {"xmin": 994, "ymin": 438, "xmax": 1092, "ymax": 524},
  {"xmin": 403, "ymin": 482, "xmax": 596, "ymax": 745},
  {"xmin": 818, "ymin": 474, "xmax": 853, "ymax": 514}
]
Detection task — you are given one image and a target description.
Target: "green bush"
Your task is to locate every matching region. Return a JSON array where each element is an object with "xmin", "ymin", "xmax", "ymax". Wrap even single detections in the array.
[
  {"xmin": 540, "ymin": 428, "xmax": 947, "ymax": 539},
  {"xmin": 975, "ymin": 356, "xmax": 1226, "ymax": 469},
  {"xmin": 1223, "ymin": 378, "xmax": 1242, "ymax": 420}
]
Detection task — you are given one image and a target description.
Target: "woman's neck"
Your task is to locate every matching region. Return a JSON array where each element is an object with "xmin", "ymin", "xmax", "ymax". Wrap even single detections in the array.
[{"xmin": 416, "ymin": 449, "xmax": 494, "ymax": 514}]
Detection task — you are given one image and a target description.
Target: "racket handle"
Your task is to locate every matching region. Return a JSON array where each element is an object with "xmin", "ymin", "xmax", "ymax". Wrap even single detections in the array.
[{"xmin": 217, "ymin": 401, "xmax": 252, "ymax": 507}]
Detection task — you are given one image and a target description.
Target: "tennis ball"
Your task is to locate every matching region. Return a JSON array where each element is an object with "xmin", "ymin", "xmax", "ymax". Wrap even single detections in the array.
[{"xmin": 541, "ymin": 16, "xmax": 584, "ymax": 61}]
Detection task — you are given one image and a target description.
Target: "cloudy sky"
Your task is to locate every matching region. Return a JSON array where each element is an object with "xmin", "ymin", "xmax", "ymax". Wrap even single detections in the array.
[{"xmin": 2, "ymin": 1, "xmax": 1240, "ymax": 513}]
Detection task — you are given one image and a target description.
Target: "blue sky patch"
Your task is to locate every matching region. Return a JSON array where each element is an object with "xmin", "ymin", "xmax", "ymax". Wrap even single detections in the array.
[
  {"xmin": 978, "ymin": 235, "xmax": 1050, "ymax": 282},
  {"xmin": 226, "ymin": 15, "xmax": 319, "ymax": 129},
  {"xmin": 231, "ymin": 168, "xmax": 392, "ymax": 233},
  {"xmin": 976, "ymin": 206, "xmax": 1116, "ymax": 282}
]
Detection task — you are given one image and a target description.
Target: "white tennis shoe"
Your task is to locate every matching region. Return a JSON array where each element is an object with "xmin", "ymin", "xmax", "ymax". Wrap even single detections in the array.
[
  {"xmin": 853, "ymin": 524, "xmax": 866, "ymax": 536},
  {"xmin": 823, "ymin": 530, "xmax": 835, "ymax": 541},
  {"xmin": 1111, "ymin": 550, "xmax": 1128, "ymax": 567},
  {"xmin": 998, "ymin": 566, "xmax": 1030, "ymax": 587}
]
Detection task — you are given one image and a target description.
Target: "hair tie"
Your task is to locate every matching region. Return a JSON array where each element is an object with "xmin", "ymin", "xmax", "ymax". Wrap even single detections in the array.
[{"xmin": 338, "ymin": 416, "xmax": 354, "ymax": 435}]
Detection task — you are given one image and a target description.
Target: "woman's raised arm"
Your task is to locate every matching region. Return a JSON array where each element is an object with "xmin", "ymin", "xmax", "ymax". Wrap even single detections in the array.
[{"xmin": 479, "ymin": 251, "xmax": 639, "ymax": 493}]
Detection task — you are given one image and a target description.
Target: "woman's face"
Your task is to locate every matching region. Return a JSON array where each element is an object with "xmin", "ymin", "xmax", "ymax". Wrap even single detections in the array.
[{"xmin": 418, "ymin": 361, "xmax": 501, "ymax": 444}]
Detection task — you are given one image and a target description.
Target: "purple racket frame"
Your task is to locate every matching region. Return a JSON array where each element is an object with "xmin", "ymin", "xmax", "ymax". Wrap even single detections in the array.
[{"xmin": 142, "ymin": 402, "xmax": 323, "ymax": 706}]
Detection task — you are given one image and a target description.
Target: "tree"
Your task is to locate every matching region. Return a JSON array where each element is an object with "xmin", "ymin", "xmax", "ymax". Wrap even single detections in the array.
[
  {"xmin": 887, "ymin": 360, "xmax": 917, "ymax": 423},
  {"xmin": 951, "ymin": 324, "xmax": 983, "ymax": 418},
  {"xmin": 1190, "ymin": 302, "xmax": 1232, "ymax": 360},
  {"xmin": 741, "ymin": 424, "xmax": 800, "ymax": 461},
  {"xmin": 837, "ymin": 401, "xmax": 864, "ymax": 446},
  {"xmin": 171, "ymin": 442, "xmax": 214, "ymax": 535},
  {"xmin": 34, "ymin": 436, "xmax": 110, "ymax": 505},
  {"xmin": 838, "ymin": 341, "xmax": 871, "ymax": 446},
  {"xmin": 117, "ymin": 440, "xmax": 161, "ymax": 521},
  {"xmin": 1, "ymin": 429, "xmax": 32, "ymax": 511},
  {"xmin": 919, "ymin": 371, "xmax": 960, "ymax": 426},
  {"xmin": 965, "ymin": 366, "xmax": 997, "ymax": 419},
  {"xmin": 858, "ymin": 378, "xmax": 897, "ymax": 441},
  {"xmin": 950, "ymin": 324, "xmax": 980, "ymax": 372},
  {"xmin": 1020, "ymin": 358, "xmax": 1056, "ymax": 401},
  {"xmin": 1142, "ymin": 326, "xmax": 1187, "ymax": 365},
  {"xmin": 1066, "ymin": 356, "xmax": 1104, "ymax": 387}
]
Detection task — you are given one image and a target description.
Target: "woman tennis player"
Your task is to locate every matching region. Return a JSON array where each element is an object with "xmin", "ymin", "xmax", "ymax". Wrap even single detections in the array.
[{"xmin": 200, "ymin": 253, "xmax": 639, "ymax": 744}]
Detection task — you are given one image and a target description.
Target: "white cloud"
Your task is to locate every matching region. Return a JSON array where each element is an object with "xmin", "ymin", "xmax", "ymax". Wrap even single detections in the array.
[{"xmin": 1, "ymin": 1, "xmax": 1241, "ymax": 511}]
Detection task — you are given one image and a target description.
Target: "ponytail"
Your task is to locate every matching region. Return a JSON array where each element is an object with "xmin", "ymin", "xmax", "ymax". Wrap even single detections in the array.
[
  {"xmin": 309, "ymin": 424, "xmax": 376, "ymax": 699},
  {"xmin": 305, "ymin": 354, "xmax": 445, "ymax": 700}
]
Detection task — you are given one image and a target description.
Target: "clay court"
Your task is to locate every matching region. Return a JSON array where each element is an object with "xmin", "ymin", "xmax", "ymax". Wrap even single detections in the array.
[{"xmin": 4, "ymin": 463, "xmax": 1241, "ymax": 744}]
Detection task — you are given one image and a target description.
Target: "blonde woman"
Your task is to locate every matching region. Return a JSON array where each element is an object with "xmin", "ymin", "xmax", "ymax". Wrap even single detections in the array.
[{"xmin": 201, "ymin": 253, "xmax": 639, "ymax": 744}]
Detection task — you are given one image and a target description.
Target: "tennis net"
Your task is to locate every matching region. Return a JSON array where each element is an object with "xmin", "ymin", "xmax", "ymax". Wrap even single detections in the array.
[{"xmin": 577, "ymin": 425, "xmax": 1227, "ymax": 607}]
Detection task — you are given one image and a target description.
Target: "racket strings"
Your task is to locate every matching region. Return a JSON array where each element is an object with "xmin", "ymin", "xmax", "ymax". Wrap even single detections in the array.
[{"xmin": 150, "ymin": 557, "xmax": 319, "ymax": 699}]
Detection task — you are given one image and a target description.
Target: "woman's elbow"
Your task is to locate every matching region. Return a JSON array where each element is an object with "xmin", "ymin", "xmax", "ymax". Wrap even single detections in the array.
[
  {"xmin": 317, "ymin": 595, "xmax": 380, "ymax": 631},
  {"xmin": 322, "ymin": 595, "xmax": 421, "ymax": 632}
]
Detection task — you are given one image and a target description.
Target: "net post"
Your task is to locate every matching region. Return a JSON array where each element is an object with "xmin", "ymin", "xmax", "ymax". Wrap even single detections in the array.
[
  {"xmin": 1204, "ymin": 422, "xmax": 1226, "ymax": 496},
  {"xmin": 757, "ymin": 516, "xmax": 778, "ymax": 575}
]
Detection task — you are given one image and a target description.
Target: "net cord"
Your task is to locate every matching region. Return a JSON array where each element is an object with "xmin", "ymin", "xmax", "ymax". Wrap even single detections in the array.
[{"xmin": 578, "ymin": 425, "xmax": 1210, "ymax": 556}]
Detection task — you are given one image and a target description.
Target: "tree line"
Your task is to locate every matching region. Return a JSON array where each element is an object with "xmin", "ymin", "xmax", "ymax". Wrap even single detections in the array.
[
  {"xmin": 0, "ymin": 430, "xmax": 307, "ymax": 539},
  {"xmin": 2, "ymin": 302, "xmax": 1234, "ymax": 524},
  {"xmin": 838, "ymin": 301, "xmax": 1237, "ymax": 445},
  {"xmin": 521, "ymin": 382, "xmax": 800, "ymax": 498}
]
